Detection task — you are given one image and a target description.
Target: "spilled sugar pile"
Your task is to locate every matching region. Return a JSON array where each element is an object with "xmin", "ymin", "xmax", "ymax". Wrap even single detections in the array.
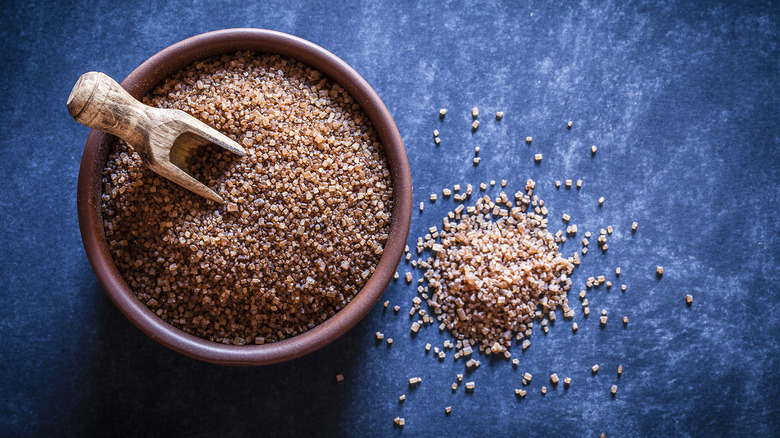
[
  {"xmin": 420, "ymin": 179, "xmax": 575, "ymax": 353},
  {"xmin": 376, "ymin": 110, "xmax": 670, "ymax": 430}
]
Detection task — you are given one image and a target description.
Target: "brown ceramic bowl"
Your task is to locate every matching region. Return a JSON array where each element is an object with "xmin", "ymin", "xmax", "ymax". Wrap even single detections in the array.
[{"xmin": 77, "ymin": 29, "xmax": 412, "ymax": 365}]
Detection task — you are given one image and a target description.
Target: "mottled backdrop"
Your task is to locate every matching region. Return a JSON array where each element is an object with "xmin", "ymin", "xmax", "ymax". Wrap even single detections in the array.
[{"xmin": 1, "ymin": 0, "xmax": 778, "ymax": 436}]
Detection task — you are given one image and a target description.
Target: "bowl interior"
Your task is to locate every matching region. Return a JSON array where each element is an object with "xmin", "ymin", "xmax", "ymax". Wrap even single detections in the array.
[{"xmin": 78, "ymin": 29, "xmax": 411, "ymax": 365}]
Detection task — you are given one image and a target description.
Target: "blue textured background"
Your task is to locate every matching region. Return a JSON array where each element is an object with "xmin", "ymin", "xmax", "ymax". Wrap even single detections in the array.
[{"xmin": 1, "ymin": 1, "xmax": 778, "ymax": 436}]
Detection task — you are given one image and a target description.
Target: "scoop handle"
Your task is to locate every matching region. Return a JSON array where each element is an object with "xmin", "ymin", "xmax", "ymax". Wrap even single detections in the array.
[{"xmin": 67, "ymin": 72, "xmax": 152, "ymax": 152}]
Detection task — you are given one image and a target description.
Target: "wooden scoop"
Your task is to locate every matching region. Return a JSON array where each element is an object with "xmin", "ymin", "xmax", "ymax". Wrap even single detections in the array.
[{"xmin": 67, "ymin": 71, "xmax": 247, "ymax": 204}]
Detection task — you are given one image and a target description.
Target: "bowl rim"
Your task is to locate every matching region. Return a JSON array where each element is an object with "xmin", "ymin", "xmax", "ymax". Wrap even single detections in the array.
[{"xmin": 77, "ymin": 28, "xmax": 412, "ymax": 365}]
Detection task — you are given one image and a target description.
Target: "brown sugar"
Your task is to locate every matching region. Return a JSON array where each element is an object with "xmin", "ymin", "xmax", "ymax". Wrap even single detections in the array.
[
  {"xmin": 420, "ymin": 186, "xmax": 574, "ymax": 350},
  {"xmin": 102, "ymin": 52, "xmax": 393, "ymax": 345}
]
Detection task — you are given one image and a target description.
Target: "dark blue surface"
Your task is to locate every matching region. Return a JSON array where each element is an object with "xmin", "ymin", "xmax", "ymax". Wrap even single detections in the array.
[{"xmin": 1, "ymin": 1, "xmax": 778, "ymax": 436}]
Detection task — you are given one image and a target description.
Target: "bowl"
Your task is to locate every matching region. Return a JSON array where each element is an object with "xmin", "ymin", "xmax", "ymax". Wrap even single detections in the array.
[{"xmin": 77, "ymin": 29, "xmax": 412, "ymax": 365}]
